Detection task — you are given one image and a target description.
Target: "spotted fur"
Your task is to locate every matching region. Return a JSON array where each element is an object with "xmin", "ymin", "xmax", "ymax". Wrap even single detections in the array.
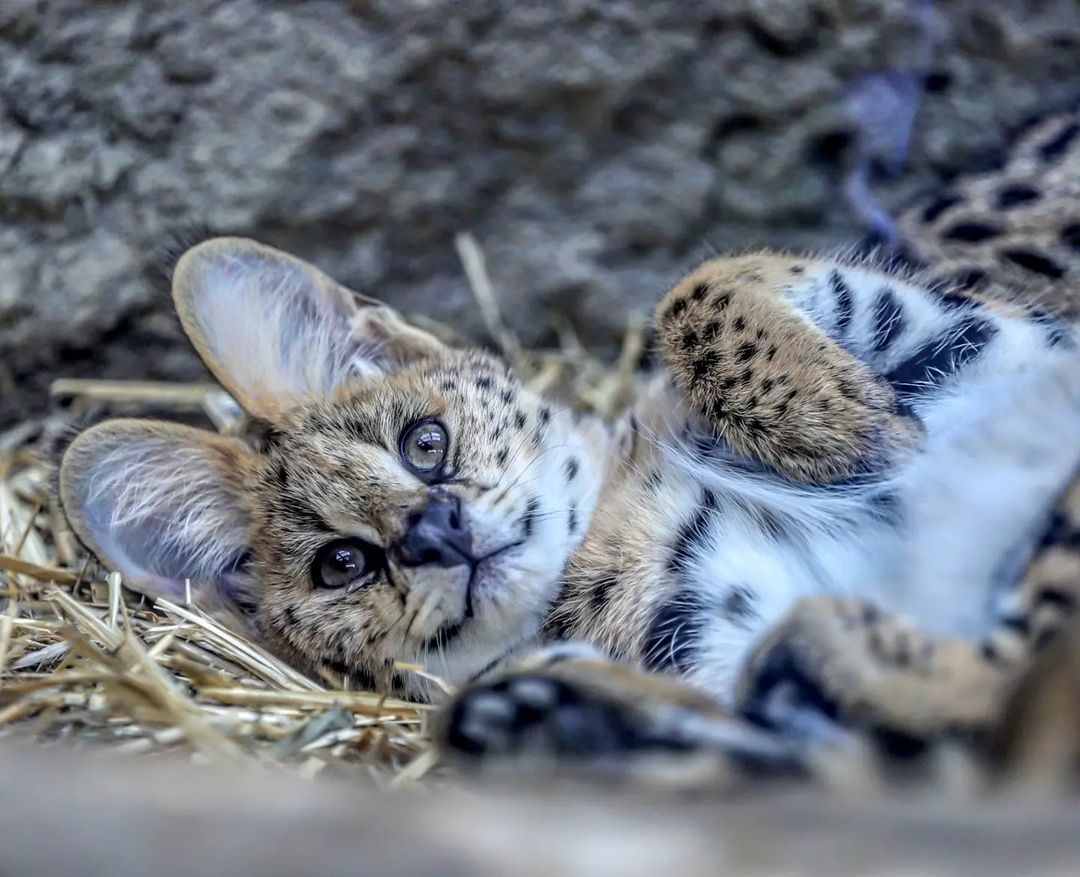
[{"xmin": 58, "ymin": 113, "xmax": 1080, "ymax": 776}]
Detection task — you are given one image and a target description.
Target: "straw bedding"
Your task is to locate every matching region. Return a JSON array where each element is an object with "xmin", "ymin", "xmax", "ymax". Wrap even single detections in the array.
[{"xmin": 0, "ymin": 235, "xmax": 648, "ymax": 782}]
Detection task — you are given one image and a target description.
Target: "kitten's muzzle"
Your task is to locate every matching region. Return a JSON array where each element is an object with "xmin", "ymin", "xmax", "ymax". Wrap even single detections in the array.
[{"xmin": 397, "ymin": 493, "xmax": 474, "ymax": 568}]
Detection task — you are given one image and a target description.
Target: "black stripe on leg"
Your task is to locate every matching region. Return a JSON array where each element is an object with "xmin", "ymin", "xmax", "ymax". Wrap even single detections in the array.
[
  {"xmin": 885, "ymin": 317, "xmax": 997, "ymax": 398},
  {"xmin": 828, "ymin": 270, "xmax": 854, "ymax": 339},
  {"xmin": 872, "ymin": 288, "xmax": 906, "ymax": 353},
  {"xmin": 643, "ymin": 589, "xmax": 708, "ymax": 673}
]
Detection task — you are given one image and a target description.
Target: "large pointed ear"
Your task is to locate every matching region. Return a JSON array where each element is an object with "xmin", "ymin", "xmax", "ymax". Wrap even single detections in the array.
[
  {"xmin": 58, "ymin": 419, "xmax": 257, "ymax": 616},
  {"xmin": 172, "ymin": 237, "xmax": 447, "ymax": 421}
]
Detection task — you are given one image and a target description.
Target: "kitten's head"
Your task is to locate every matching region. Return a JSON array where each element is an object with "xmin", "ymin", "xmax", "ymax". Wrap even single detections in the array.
[{"xmin": 59, "ymin": 238, "xmax": 608, "ymax": 698}]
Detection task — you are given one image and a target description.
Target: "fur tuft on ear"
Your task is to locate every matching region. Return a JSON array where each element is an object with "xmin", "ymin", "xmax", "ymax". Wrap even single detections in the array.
[
  {"xmin": 58, "ymin": 419, "xmax": 257, "ymax": 616},
  {"xmin": 172, "ymin": 237, "xmax": 446, "ymax": 421}
]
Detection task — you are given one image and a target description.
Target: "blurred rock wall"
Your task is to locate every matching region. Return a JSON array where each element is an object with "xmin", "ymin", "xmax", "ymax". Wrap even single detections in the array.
[{"xmin": 1, "ymin": 0, "xmax": 1077, "ymax": 424}]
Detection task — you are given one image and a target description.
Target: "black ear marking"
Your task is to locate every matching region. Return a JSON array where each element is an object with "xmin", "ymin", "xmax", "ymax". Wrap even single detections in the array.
[{"xmin": 151, "ymin": 223, "xmax": 233, "ymax": 289}]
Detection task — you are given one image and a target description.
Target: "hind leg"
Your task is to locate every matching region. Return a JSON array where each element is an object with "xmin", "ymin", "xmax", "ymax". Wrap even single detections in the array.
[{"xmin": 738, "ymin": 479, "xmax": 1080, "ymax": 741}]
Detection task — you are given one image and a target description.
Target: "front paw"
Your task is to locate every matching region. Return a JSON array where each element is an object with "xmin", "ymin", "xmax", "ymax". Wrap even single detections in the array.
[{"xmin": 440, "ymin": 673, "xmax": 656, "ymax": 761}]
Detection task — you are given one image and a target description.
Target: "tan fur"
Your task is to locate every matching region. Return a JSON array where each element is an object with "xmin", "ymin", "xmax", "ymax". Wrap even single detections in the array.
[
  {"xmin": 58, "ymin": 112, "xmax": 1080, "ymax": 774},
  {"xmin": 656, "ymin": 255, "xmax": 918, "ymax": 483}
]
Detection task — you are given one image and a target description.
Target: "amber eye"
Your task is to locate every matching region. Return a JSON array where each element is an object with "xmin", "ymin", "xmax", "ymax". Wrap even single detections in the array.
[
  {"xmin": 401, "ymin": 419, "xmax": 449, "ymax": 476},
  {"xmin": 312, "ymin": 539, "xmax": 382, "ymax": 589}
]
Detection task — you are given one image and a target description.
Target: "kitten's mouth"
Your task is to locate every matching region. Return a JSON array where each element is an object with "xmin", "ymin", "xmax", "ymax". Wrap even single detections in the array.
[{"xmin": 463, "ymin": 539, "xmax": 525, "ymax": 618}]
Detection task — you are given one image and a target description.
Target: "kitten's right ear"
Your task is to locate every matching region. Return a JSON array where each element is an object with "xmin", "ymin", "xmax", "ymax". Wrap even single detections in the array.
[
  {"xmin": 172, "ymin": 237, "xmax": 446, "ymax": 422},
  {"xmin": 58, "ymin": 419, "xmax": 257, "ymax": 617}
]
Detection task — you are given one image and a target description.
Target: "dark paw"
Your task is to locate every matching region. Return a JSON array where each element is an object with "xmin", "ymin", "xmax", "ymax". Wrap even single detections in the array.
[
  {"xmin": 740, "ymin": 642, "xmax": 930, "ymax": 757},
  {"xmin": 442, "ymin": 674, "xmax": 664, "ymax": 761},
  {"xmin": 739, "ymin": 642, "xmax": 847, "ymax": 741}
]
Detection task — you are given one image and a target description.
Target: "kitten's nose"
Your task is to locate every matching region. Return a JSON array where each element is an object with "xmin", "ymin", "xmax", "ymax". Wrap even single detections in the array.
[{"xmin": 398, "ymin": 494, "xmax": 474, "ymax": 568}]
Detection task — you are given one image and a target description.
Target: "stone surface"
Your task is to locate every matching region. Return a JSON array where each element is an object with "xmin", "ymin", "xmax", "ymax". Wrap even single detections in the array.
[{"xmin": 1, "ymin": 0, "xmax": 1077, "ymax": 424}]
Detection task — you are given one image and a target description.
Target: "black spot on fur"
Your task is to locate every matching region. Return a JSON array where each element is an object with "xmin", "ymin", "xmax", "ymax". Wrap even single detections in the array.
[
  {"xmin": 691, "ymin": 349, "xmax": 719, "ymax": 380},
  {"xmin": 721, "ymin": 584, "xmax": 759, "ymax": 629},
  {"xmin": 949, "ymin": 269, "xmax": 988, "ymax": 292},
  {"xmin": 1001, "ymin": 615, "xmax": 1031, "ymax": 637},
  {"xmin": 713, "ymin": 292, "xmax": 731, "ymax": 312},
  {"xmin": 1061, "ymin": 223, "xmax": 1080, "ymax": 253},
  {"xmin": 1029, "ymin": 310, "xmax": 1074, "ymax": 349},
  {"xmin": 790, "ymin": 265, "xmax": 804, "ymax": 275},
  {"xmin": 1038, "ymin": 121, "xmax": 1078, "ymax": 161},
  {"xmin": 943, "ymin": 222, "xmax": 1000, "ymax": 243},
  {"xmin": 921, "ymin": 194, "xmax": 962, "ymax": 223},
  {"xmin": 501, "ymin": 388, "xmax": 514, "ymax": 403},
  {"xmin": 1002, "ymin": 249, "xmax": 1065, "ymax": 279},
  {"xmin": 828, "ymin": 270, "xmax": 853, "ymax": 338},
  {"xmin": 272, "ymin": 461, "xmax": 289, "ymax": 489},
  {"xmin": 681, "ymin": 329, "xmax": 698, "ymax": 349},
  {"xmin": 736, "ymin": 341, "xmax": 757, "ymax": 362},
  {"xmin": 691, "ymin": 283, "xmax": 709, "ymax": 302},
  {"xmin": 1036, "ymin": 587, "xmax": 1078, "ymax": 613},
  {"xmin": 567, "ymin": 505, "xmax": 578, "ymax": 535},
  {"xmin": 996, "ymin": 184, "xmax": 1040, "ymax": 208},
  {"xmin": 642, "ymin": 590, "xmax": 708, "ymax": 673},
  {"xmin": 514, "ymin": 410, "xmax": 527, "ymax": 430},
  {"xmin": 520, "ymin": 496, "xmax": 540, "ymax": 538},
  {"xmin": 588, "ymin": 570, "xmax": 618, "ymax": 614},
  {"xmin": 668, "ymin": 490, "xmax": 718, "ymax": 581},
  {"xmin": 281, "ymin": 496, "xmax": 334, "ymax": 534},
  {"xmin": 475, "ymin": 376, "xmax": 492, "ymax": 390},
  {"xmin": 766, "ymin": 344, "xmax": 778, "ymax": 361},
  {"xmin": 667, "ymin": 298, "xmax": 687, "ymax": 320},
  {"xmin": 886, "ymin": 317, "xmax": 997, "ymax": 397},
  {"xmin": 733, "ymin": 316, "xmax": 746, "ymax": 332},
  {"xmin": 564, "ymin": 458, "xmax": 579, "ymax": 482},
  {"xmin": 495, "ymin": 447, "xmax": 509, "ymax": 467},
  {"xmin": 872, "ymin": 288, "xmax": 905, "ymax": 353}
]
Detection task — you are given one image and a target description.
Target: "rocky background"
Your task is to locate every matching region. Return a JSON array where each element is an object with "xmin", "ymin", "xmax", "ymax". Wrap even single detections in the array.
[{"xmin": 1, "ymin": 0, "xmax": 1077, "ymax": 425}]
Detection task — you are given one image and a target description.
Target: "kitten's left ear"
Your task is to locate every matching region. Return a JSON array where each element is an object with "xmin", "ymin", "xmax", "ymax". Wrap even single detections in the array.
[{"xmin": 172, "ymin": 237, "xmax": 446, "ymax": 422}]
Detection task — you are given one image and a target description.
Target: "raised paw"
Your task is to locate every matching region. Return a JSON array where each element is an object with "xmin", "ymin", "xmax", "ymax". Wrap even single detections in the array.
[
  {"xmin": 656, "ymin": 256, "xmax": 920, "ymax": 484},
  {"xmin": 441, "ymin": 672, "xmax": 675, "ymax": 761},
  {"xmin": 736, "ymin": 596, "xmax": 1006, "ymax": 747}
]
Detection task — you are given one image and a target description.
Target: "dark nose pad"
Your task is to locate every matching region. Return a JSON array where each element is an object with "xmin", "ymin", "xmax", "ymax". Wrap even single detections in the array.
[{"xmin": 398, "ymin": 495, "xmax": 474, "ymax": 568}]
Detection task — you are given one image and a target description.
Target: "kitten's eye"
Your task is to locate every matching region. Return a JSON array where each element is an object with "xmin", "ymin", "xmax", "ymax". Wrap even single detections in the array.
[
  {"xmin": 312, "ymin": 539, "xmax": 380, "ymax": 589},
  {"xmin": 401, "ymin": 419, "xmax": 448, "ymax": 475}
]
